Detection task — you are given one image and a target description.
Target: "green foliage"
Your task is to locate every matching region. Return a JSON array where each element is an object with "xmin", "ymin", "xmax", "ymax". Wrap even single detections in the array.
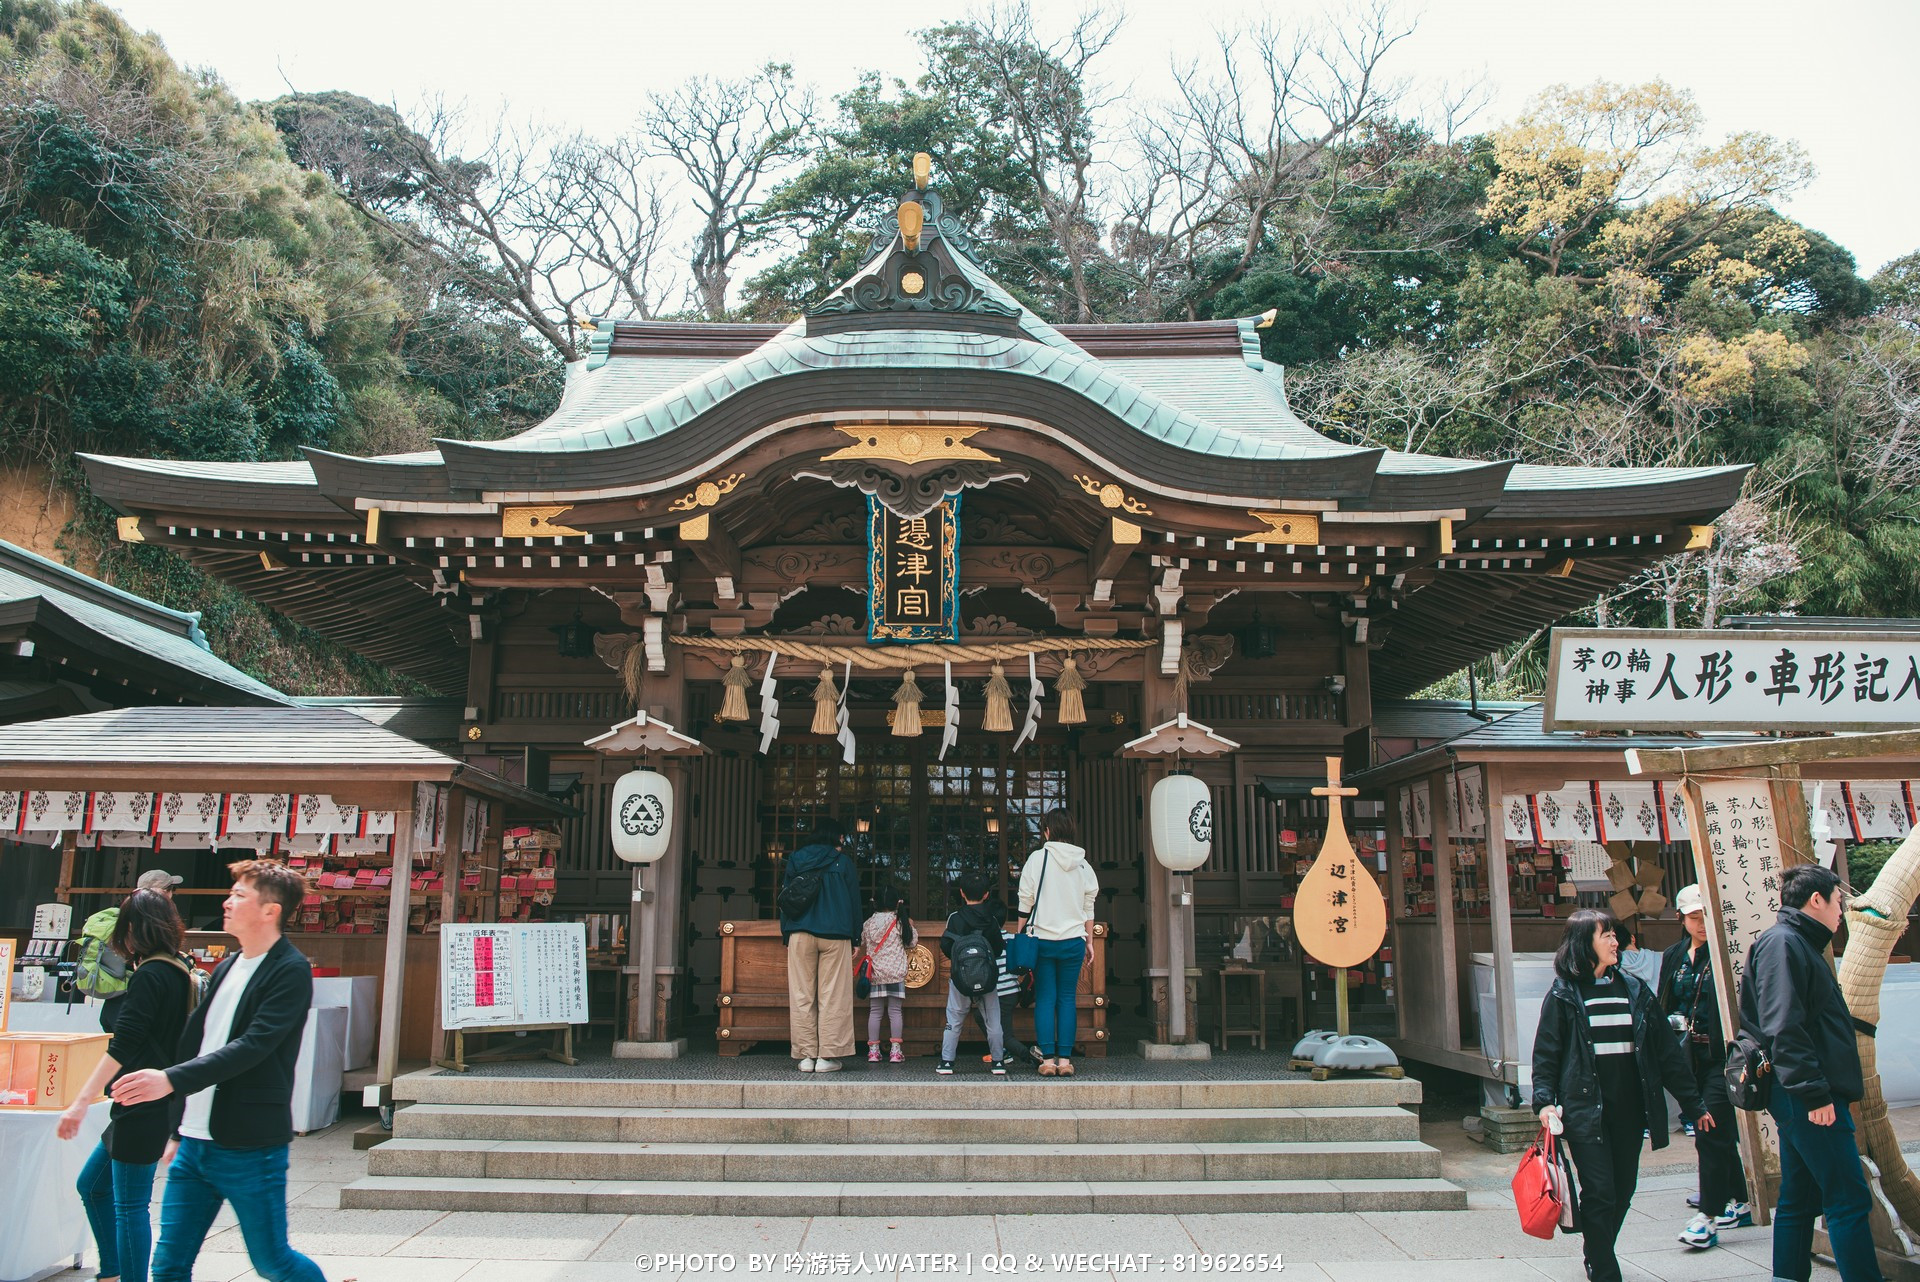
[
  {"xmin": 1847, "ymin": 841, "xmax": 1900, "ymax": 893},
  {"xmin": 0, "ymin": 0, "xmax": 557, "ymax": 691}
]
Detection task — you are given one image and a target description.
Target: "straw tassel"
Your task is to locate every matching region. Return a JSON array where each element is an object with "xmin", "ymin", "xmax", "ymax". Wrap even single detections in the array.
[
  {"xmin": 717, "ymin": 653, "xmax": 752, "ymax": 722},
  {"xmin": 892, "ymin": 669, "xmax": 924, "ymax": 737},
  {"xmin": 982, "ymin": 663, "xmax": 1015, "ymax": 732},
  {"xmin": 1055, "ymin": 654, "xmax": 1087, "ymax": 725},
  {"xmin": 811, "ymin": 665, "xmax": 840, "ymax": 735}
]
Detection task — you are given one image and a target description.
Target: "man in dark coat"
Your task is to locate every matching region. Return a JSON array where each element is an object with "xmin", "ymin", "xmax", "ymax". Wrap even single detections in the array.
[
  {"xmin": 1740, "ymin": 864, "xmax": 1881, "ymax": 1282},
  {"xmin": 778, "ymin": 816, "xmax": 861, "ymax": 1072}
]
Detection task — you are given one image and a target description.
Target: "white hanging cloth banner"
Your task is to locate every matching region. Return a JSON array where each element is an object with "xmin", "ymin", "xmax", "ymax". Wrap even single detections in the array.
[
  {"xmin": 1592, "ymin": 781, "xmax": 1662, "ymax": 843},
  {"xmin": 757, "ymin": 647, "xmax": 782, "ymax": 755},
  {"xmin": 1445, "ymin": 766, "xmax": 1486, "ymax": 838},
  {"xmin": 834, "ymin": 658, "xmax": 856, "ymax": 765},
  {"xmin": 1502, "ymin": 794, "xmax": 1536, "ymax": 843},
  {"xmin": 1012, "ymin": 652, "xmax": 1044, "ymax": 750},
  {"xmin": 939, "ymin": 661, "xmax": 961, "ymax": 760}
]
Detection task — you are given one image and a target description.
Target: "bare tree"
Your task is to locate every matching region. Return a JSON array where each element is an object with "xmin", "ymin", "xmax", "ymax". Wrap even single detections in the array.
[
  {"xmin": 274, "ymin": 93, "xmax": 676, "ymax": 360},
  {"xmin": 1117, "ymin": 0, "xmax": 1414, "ymax": 318},
  {"xmin": 643, "ymin": 64, "xmax": 814, "ymax": 321},
  {"xmin": 920, "ymin": 3, "xmax": 1122, "ymax": 322}
]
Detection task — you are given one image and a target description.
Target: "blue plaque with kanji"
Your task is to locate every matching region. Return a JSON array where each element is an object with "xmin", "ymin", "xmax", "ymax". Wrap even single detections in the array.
[{"xmin": 866, "ymin": 496, "xmax": 960, "ymax": 643}]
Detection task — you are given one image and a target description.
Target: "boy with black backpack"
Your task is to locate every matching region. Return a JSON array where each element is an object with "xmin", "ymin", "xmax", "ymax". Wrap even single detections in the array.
[{"xmin": 937, "ymin": 870, "xmax": 1007, "ymax": 1076}]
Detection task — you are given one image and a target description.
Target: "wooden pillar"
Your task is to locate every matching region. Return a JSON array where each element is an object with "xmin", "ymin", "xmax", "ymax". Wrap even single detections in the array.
[
  {"xmin": 1428, "ymin": 769, "xmax": 1463, "ymax": 1054},
  {"xmin": 1137, "ymin": 664, "xmax": 1194, "ymax": 1044},
  {"xmin": 376, "ymin": 798, "xmax": 415, "ymax": 1086},
  {"xmin": 1482, "ymin": 762, "xmax": 1520, "ymax": 1085},
  {"xmin": 426, "ymin": 787, "xmax": 467, "ymax": 1062},
  {"xmin": 56, "ymin": 831, "xmax": 76, "ymax": 903},
  {"xmin": 625, "ymin": 644, "xmax": 689, "ymax": 1047}
]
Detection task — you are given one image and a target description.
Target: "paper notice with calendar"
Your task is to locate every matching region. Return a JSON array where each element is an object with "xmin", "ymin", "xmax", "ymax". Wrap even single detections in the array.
[{"xmin": 440, "ymin": 922, "xmax": 588, "ymax": 1030}]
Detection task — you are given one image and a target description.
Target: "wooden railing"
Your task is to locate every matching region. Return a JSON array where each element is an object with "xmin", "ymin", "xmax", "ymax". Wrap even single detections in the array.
[{"xmin": 1190, "ymin": 689, "xmax": 1340, "ymax": 723}]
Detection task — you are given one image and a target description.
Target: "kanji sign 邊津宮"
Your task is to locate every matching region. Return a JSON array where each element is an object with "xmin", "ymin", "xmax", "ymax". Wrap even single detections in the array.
[
  {"xmin": 867, "ymin": 496, "xmax": 960, "ymax": 642},
  {"xmin": 1541, "ymin": 629, "xmax": 1920, "ymax": 732}
]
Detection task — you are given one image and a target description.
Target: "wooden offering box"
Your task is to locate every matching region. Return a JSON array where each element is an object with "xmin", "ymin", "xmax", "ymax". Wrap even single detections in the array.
[
  {"xmin": 716, "ymin": 920, "xmax": 1108, "ymax": 1057},
  {"xmin": 0, "ymin": 1031, "xmax": 110, "ymax": 1110}
]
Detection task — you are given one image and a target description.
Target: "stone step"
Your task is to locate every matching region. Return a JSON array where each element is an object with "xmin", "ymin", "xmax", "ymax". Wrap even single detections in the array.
[
  {"xmin": 369, "ymin": 1137, "xmax": 1443, "ymax": 1183},
  {"xmin": 391, "ymin": 1072, "xmax": 1422, "ymax": 1113},
  {"xmin": 392, "ymin": 1102, "xmax": 1422, "ymax": 1145},
  {"xmin": 340, "ymin": 1174, "xmax": 1467, "ymax": 1216}
]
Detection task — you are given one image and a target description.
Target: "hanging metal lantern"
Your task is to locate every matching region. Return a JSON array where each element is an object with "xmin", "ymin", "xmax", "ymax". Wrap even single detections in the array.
[
  {"xmin": 1149, "ymin": 772, "xmax": 1213, "ymax": 871},
  {"xmin": 1239, "ymin": 608, "xmax": 1279, "ymax": 660},
  {"xmin": 552, "ymin": 609, "xmax": 597, "ymax": 658},
  {"xmin": 610, "ymin": 768, "xmax": 673, "ymax": 863}
]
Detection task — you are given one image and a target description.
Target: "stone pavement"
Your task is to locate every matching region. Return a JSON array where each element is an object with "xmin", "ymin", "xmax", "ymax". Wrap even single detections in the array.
[{"xmin": 48, "ymin": 1105, "xmax": 1920, "ymax": 1282}]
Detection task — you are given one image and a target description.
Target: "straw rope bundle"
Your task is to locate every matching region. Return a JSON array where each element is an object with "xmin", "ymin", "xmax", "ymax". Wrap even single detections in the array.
[{"xmin": 1838, "ymin": 826, "xmax": 1920, "ymax": 1236}]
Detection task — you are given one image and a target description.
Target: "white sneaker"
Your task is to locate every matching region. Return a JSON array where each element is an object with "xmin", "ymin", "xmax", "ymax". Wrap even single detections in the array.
[
  {"xmin": 1714, "ymin": 1202, "xmax": 1753, "ymax": 1229},
  {"xmin": 813, "ymin": 1057, "xmax": 843, "ymax": 1073},
  {"xmin": 1678, "ymin": 1213, "xmax": 1718, "ymax": 1249},
  {"xmin": 797, "ymin": 1057, "xmax": 815, "ymax": 1072}
]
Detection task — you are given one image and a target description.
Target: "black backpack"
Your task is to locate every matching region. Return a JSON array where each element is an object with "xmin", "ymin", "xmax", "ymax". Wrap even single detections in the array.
[
  {"xmin": 777, "ymin": 867, "xmax": 824, "ymax": 921},
  {"xmin": 1724, "ymin": 1027, "xmax": 1773, "ymax": 1111},
  {"xmin": 949, "ymin": 932, "xmax": 996, "ymax": 997}
]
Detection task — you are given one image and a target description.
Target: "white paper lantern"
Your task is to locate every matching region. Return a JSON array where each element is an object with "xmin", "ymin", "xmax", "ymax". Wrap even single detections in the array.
[
  {"xmin": 610, "ymin": 769, "xmax": 673, "ymax": 864},
  {"xmin": 1150, "ymin": 772, "xmax": 1213, "ymax": 871}
]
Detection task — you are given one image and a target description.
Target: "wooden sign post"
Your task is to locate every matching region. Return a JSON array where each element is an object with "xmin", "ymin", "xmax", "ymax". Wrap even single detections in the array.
[{"xmin": 1294, "ymin": 757, "xmax": 1388, "ymax": 1036}]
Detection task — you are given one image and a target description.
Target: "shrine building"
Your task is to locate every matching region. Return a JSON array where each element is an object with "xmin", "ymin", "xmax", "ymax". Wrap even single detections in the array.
[{"xmin": 75, "ymin": 164, "xmax": 1748, "ymax": 1058}]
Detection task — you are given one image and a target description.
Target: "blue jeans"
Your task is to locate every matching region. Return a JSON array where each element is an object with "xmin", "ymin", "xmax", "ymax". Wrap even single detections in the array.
[
  {"xmin": 1031, "ymin": 936, "xmax": 1086, "ymax": 1059},
  {"xmin": 150, "ymin": 1139, "xmax": 324, "ymax": 1282},
  {"xmin": 1768, "ymin": 1091, "xmax": 1882, "ymax": 1282},
  {"xmin": 77, "ymin": 1141, "xmax": 158, "ymax": 1282}
]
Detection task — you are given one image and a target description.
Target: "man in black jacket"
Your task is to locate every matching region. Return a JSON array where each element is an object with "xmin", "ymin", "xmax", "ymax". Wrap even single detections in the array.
[
  {"xmin": 112, "ymin": 860, "xmax": 323, "ymax": 1282},
  {"xmin": 1740, "ymin": 864, "xmax": 1881, "ymax": 1282}
]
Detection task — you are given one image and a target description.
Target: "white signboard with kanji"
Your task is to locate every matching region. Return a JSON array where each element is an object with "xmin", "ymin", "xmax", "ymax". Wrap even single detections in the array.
[
  {"xmin": 440, "ymin": 922, "xmax": 588, "ymax": 1031},
  {"xmin": 1542, "ymin": 628, "xmax": 1920, "ymax": 732}
]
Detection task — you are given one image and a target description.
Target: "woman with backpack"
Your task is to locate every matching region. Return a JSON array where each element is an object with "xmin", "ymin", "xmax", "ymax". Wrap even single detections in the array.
[
  {"xmin": 859, "ymin": 884, "xmax": 915, "ymax": 1064},
  {"xmin": 57, "ymin": 889, "xmax": 196, "ymax": 1282},
  {"xmin": 1013, "ymin": 808, "xmax": 1100, "ymax": 1077},
  {"xmin": 1533, "ymin": 908, "xmax": 1712, "ymax": 1282},
  {"xmin": 778, "ymin": 816, "xmax": 861, "ymax": 1073}
]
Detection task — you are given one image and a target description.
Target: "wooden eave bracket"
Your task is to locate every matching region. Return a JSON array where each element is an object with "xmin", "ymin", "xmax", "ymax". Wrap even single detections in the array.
[
  {"xmin": 680, "ymin": 514, "xmax": 743, "ymax": 601},
  {"xmin": 1121, "ymin": 712, "xmax": 1240, "ymax": 758},
  {"xmin": 584, "ymin": 709, "xmax": 708, "ymax": 757}
]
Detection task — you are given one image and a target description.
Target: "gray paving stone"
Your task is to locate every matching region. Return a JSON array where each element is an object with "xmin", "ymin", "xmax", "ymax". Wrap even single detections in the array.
[
  {"xmin": 388, "ymin": 1209, "xmax": 626, "ymax": 1260},
  {"xmin": 588, "ymin": 1214, "xmax": 811, "ymax": 1262},
  {"xmin": 1089, "ymin": 1180, "xmax": 1347, "ymax": 1214},
  {"xmin": 1179, "ymin": 1210, "xmax": 1408, "ymax": 1261},
  {"xmin": 199, "ymin": 1205, "xmax": 446, "ymax": 1257},
  {"xmin": 1322, "ymin": 1261, "xmax": 1551, "ymax": 1281},
  {"xmin": 1356, "ymin": 1209, "xmax": 1583, "ymax": 1260}
]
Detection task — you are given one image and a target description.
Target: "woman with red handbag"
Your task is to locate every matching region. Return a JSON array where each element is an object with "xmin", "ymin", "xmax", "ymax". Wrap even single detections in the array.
[
  {"xmin": 859, "ymin": 884, "xmax": 915, "ymax": 1063},
  {"xmin": 1532, "ymin": 909, "xmax": 1712, "ymax": 1282}
]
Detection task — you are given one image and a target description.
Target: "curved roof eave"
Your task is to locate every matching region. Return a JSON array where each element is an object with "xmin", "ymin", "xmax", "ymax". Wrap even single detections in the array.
[
  {"xmin": 77, "ymin": 453, "xmax": 342, "ymax": 518},
  {"xmin": 1486, "ymin": 462, "xmax": 1751, "ymax": 521}
]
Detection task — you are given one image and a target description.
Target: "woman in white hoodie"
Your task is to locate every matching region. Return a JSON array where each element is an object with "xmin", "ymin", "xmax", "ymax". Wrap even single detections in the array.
[{"xmin": 1014, "ymin": 808, "xmax": 1101, "ymax": 1076}]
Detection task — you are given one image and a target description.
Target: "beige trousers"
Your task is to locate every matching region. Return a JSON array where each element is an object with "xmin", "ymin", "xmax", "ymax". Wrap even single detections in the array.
[{"xmin": 786, "ymin": 933, "xmax": 855, "ymax": 1060}]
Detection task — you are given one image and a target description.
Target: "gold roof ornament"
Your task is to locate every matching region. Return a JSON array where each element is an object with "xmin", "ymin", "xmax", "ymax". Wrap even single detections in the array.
[
  {"xmin": 1238, "ymin": 511, "xmax": 1320, "ymax": 546},
  {"xmin": 898, "ymin": 197, "xmax": 924, "ymax": 252},
  {"xmin": 821, "ymin": 425, "xmax": 998, "ymax": 464},
  {"xmin": 913, "ymin": 152, "xmax": 931, "ymax": 191}
]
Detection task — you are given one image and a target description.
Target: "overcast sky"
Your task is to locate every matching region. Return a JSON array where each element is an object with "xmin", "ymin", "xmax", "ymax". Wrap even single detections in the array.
[{"xmin": 109, "ymin": 0, "xmax": 1916, "ymax": 275}]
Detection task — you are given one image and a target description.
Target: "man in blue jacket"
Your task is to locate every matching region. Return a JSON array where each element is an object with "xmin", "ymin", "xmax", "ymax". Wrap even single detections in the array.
[{"xmin": 779, "ymin": 817, "xmax": 861, "ymax": 1072}]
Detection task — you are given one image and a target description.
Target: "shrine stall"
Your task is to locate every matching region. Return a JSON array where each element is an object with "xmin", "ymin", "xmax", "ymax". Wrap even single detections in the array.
[
  {"xmin": 0, "ymin": 705, "xmax": 569, "ymax": 1092},
  {"xmin": 1352, "ymin": 702, "xmax": 1920, "ymax": 1098}
]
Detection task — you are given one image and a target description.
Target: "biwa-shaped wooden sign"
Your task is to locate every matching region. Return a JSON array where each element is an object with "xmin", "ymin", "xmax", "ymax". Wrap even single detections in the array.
[{"xmin": 1292, "ymin": 756, "xmax": 1388, "ymax": 970}]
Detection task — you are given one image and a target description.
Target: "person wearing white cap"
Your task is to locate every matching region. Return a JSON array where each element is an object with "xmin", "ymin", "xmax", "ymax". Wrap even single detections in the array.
[{"xmin": 1657, "ymin": 883, "xmax": 1751, "ymax": 1248}]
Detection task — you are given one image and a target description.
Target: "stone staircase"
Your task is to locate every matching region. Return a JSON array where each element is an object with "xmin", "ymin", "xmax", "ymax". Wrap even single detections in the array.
[{"xmin": 342, "ymin": 1070, "xmax": 1466, "ymax": 1216}]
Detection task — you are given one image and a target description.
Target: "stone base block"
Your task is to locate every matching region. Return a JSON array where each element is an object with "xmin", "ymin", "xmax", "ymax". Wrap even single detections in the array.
[
  {"xmin": 1136, "ymin": 1040, "xmax": 1214, "ymax": 1061},
  {"xmin": 613, "ymin": 1037, "xmax": 688, "ymax": 1060}
]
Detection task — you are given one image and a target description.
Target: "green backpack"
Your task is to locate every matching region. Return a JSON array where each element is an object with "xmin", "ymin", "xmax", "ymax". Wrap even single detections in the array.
[{"xmin": 74, "ymin": 907, "xmax": 131, "ymax": 999}]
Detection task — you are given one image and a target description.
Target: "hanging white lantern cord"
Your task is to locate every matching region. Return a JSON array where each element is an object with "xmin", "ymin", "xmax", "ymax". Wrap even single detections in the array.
[
  {"xmin": 757, "ymin": 647, "xmax": 782, "ymax": 754},
  {"xmin": 1012, "ymin": 651, "xmax": 1044, "ymax": 750},
  {"xmin": 940, "ymin": 661, "xmax": 961, "ymax": 760},
  {"xmin": 835, "ymin": 658, "xmax": 857, "ymax": 765}
]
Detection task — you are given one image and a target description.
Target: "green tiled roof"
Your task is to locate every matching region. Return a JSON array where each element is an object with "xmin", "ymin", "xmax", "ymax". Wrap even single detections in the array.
[{"xmin": 0, "ymin": 541, "xmax": 290, "ymax": 705}]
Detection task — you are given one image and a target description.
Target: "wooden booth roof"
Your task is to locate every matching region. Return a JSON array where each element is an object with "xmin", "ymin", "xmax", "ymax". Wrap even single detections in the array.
[
  {"xmin": 0, "ymin": 706, "xmax": 562, "ymax": 811},
  {"xmin": 0, "ymin": 539, "xmax": 291, "ymax": 708},
  {"xmin": 75, "ymin": 176, "xmax": 1749, "ymax": 697}
]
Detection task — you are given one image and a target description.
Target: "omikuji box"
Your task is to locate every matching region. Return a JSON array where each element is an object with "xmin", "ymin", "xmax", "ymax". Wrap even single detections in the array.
[{"xmin": 0, "ymin": 1031, "xmax": 110, "ymax": 1110}]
